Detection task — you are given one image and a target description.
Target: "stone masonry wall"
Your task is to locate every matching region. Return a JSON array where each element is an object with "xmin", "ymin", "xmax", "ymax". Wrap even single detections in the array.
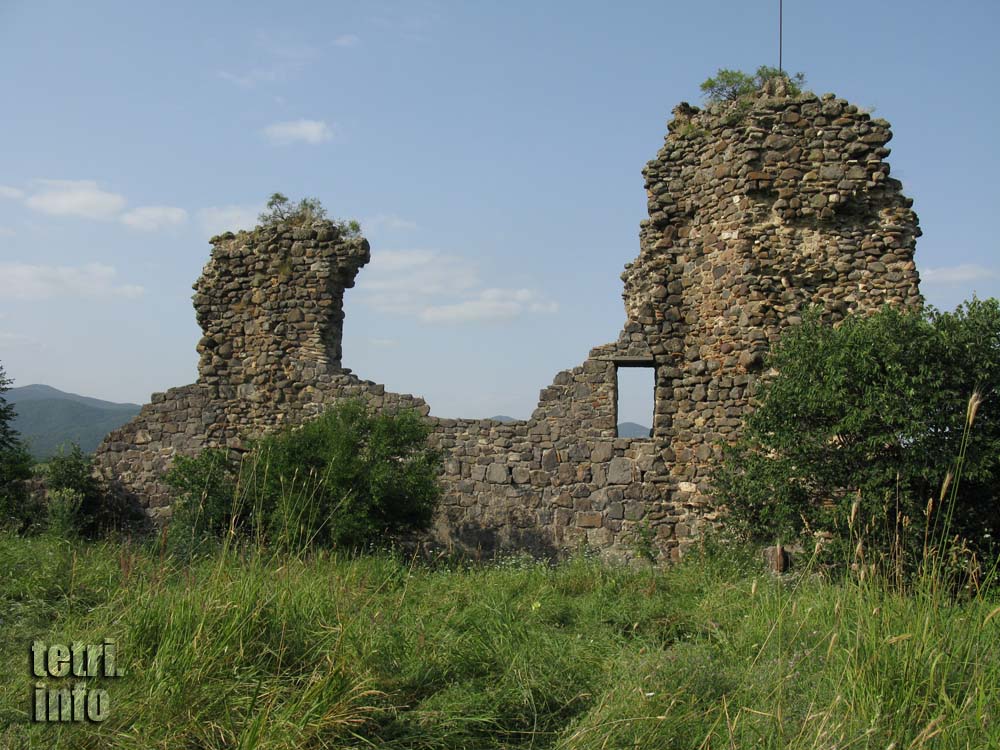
[{"xmin": 96, "ymin": 82, "xmax": 921, "ymax": 560}]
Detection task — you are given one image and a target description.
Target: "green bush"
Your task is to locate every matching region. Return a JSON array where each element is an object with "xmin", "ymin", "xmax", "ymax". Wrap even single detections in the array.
[
  {"xmin": 714, "ymin": 299, "xmax": 1000, "ymax": 568},
  {"xmin": 700, "ymin": 66, "xmax": 805, "ymax": 104},
  {"xmin": 45, "ymin": 487, "xmax": 83, "ymax": 539},
  {"xmin": 165, "ymin": 400, "xmax": 442, "ymax": 552},
  {"xmin": 163, "ymin": 447, "xmax": 239, "ymax": 550},
  {"xmin": 44, "ymin": 443, "xmax": 121, "ymax": 537}
]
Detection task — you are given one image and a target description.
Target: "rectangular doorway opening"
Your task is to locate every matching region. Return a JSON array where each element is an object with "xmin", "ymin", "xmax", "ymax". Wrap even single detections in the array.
[{"xmin": 615, "ymin": 364, "xmax": 655, "ymax": 438}]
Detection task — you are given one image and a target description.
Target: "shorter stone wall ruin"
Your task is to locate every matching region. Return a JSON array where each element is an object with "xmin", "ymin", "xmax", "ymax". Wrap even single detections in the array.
[{"xmin": 96, "ymin": 84, "xmax": 922, "ymax": 560}]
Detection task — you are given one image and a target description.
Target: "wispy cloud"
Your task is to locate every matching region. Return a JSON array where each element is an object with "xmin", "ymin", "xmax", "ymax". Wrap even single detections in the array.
[
  {"xmin": 363, "ymin": 214, "xmax": 418, "ymax": 234},
  {"xmin": 0, "ymin": 262, "xmax": 144, "ymax": 301},
  {"xmin": 421, "ymin": 289, "xmax": 558, "ymax": 323},
  {"xmin": 198, "ymin": 205, "xmax": 261, "ymax": 237},
  {"xmin": 358, "ymin": 249, "xmax": 558, "ymax": 323},
  {"xmin": 24, "ymin": 180, "xmax": 126, "ymax": 220},
  {"xmin": 263, "ymin": 119, "xmax": 334, "ymax": 145},
  {"xmin": 333, "ymin": 34, "xmax": 361, "ymax": 47},
  {"xmin": 218, "ymin": 31, "xmax": 320, "ymax": 89},
  {"xmin": 119, "ymin": 205, "xmax": 188, "ymax": 231},
  {"xmin": 922, "ymin": 264, "xmax": 999, "ymax": 285},
  {"xmin": 218, "ymin": 69, "xmax": 279, "ymax": 88},
  {"xmin": 368, "ymin": 337, "xmax": 399, "ymax": 347},
  {"xmin": 362, "ymin": 250, "xmax": 479, "ymax": 299},
  {"xmin": 0, "ymin": 331, "xmax": 39, "ymax": 345},
  {"xmin": 0, "ymin": 227, "xmax": 14, "ymax": 237},
  {"xmin": 0, "ymin": 185, "xmax": 24, "ymax": 200}
]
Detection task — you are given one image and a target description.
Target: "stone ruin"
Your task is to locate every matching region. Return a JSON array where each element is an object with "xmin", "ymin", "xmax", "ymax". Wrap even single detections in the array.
[{"xmin": 95, "ymin": 83, "xmax": 922, "ymax": 560}]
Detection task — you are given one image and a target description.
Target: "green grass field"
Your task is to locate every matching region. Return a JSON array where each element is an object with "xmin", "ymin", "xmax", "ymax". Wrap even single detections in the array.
[{"xmin": 1, "ymin": 532, "xmax": 998, "ymax": 749}]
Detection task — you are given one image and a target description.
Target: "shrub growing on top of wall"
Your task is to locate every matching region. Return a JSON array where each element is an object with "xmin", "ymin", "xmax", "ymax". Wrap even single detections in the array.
[
  {"xmin": 256, "ymin": 192, "xmax": 361, "ymax": 237},
  {"xmin": 700, "ymin": 66, "xmax": 806, "ymax": 104},
  {"xmin": 165, "ymin": 400, "xmax": 442, "ymax": 553},
  {"xmin": 714, "ymin": 299, "xmax": 1000, "ymax": 569}
]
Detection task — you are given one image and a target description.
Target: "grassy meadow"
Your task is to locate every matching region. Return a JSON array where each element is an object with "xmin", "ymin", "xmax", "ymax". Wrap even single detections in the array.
[{"xmin": 1, "ymin": 531, "xmax": 998, "ymax": 749}]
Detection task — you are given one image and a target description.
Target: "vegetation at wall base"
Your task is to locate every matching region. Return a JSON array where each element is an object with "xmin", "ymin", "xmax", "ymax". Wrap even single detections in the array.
[
  {"xmin": 45, "ymin": 443, "xmax": 137, "ymax": 538},
  {"xmin": 164, "ymin": 399, "xmax": 442, "ymax": 554},
  {"xmin": 714, "ymin": 299, "xmax": 1000, "ymax": 576}
]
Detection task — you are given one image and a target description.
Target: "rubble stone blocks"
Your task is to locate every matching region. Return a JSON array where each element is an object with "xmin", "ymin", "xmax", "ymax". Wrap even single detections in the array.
[{"xmin": 95, "ymin": 81, "xmax": 921, "ymax": 560}]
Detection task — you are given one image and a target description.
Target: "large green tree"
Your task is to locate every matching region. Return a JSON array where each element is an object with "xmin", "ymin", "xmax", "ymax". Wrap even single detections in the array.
[
  {"xmin": 0, "ymin": 363, "xmax": 19, "ymax": 453},
  {"xmin": 714, "ymin": 299, "xmax": 1000, "ymax": 566},
  {"xmin": 0, "ymin": 363, "xmax": 36, "ymax": 531}
]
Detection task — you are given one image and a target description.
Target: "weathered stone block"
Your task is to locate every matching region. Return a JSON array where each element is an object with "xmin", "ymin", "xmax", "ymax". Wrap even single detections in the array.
[{"xmin": 607, "ymin": 457, "xmax": 634, "ymax": 484}]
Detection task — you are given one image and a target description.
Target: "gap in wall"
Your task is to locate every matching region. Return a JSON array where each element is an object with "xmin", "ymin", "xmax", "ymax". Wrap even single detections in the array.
[{"xmin": 615, "ymin": 366, "xmax": 654, "ymax": 438}]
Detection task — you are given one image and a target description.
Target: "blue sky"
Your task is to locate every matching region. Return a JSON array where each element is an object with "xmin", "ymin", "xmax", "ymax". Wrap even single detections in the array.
[{"xmin": 1, "ymin": 0, "xmax": 997, "ymax": 425}]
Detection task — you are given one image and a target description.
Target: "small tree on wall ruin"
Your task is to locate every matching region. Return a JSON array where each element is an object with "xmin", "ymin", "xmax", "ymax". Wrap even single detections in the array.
[{"xmin": 257, "ymin": 193, "xmax": 362, "ymax": 237}]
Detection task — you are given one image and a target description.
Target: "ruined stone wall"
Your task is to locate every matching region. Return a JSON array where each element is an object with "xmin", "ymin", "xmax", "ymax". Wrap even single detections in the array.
[
  {"xmin": 96, "ymin": 225, "xmax": 431, "ymax": 521},
  {"xmin": 96, "ymin": 83, "xmax": 921, "ymax": 559}
]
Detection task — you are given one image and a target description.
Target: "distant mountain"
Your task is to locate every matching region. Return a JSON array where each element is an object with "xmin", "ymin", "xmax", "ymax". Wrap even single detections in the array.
[
  {"xmin": 6, "ymin": 385, "xmax": 141, "ymax": 459},
  {"xmin": 617, "ymin": 422, "xmax": 651, "ymax": 438},
  {"xmin": 488, "ymin": 415, "xmax": 517, "ymax": 423}
]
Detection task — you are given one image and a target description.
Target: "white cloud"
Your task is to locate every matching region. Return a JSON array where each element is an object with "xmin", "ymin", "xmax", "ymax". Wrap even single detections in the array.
[
  {"xmin": 119, "ymin": 205, "xmax": 188, "ymax": 231},
  {"xmin": 218, "ymin": 69, "xmax": 280, "ymax": 88},
  {"xmin": 363, "ymin": 214, "xmax": 418, "ymax": 234},
  {"xmin": 218, "ymin": 32, "xmax": 320, "ymax": 89},
  {"xmin": 361, "ymin": 250, "xmax": 479, "ymax": 303},
  {"xmin": 262, "ymin": 119, "xmax": 334, "ymax": 145},
  {"xmin": 24, "ymin": 180, "xmax": 126, "ymax": 220},
  {"xmin": 358, "ymin": 249, "xmax": 558, "ymax": 323},
  {"xmin": 198, "ymin": 205, "xmax": 261, "ymax": 237},
  {"xmin": 0, "ymin": 262, "xmax": 144, "ymax": 301},
  {"xmin": 922, "ymin": 264, "xmax": 998, "ymax": 285},
  {"xmin": 0, "ymin": 331, "xmax": 37, "ymax": 344},
  {"xmin": 367, "ymin": 249, "xmax": 443, "ymax": 273},
  {"xmin": 2, "ymin": 180, "xmax": 188, "ymax": 229},
  {"xmin": 333, "ymin": 34, "xmax": 360, "ymax": 47},
  {"xmin": 421, "ymin": 289, "xmax": 558, "ymax": 323}
]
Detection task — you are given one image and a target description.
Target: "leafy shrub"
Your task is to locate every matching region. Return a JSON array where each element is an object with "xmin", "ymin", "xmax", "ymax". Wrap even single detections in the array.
[
  {"xmin": 700, "ymin": 66, "xmax": 805, "ymax": 104},
  {"xmin": 43, "ymin": 443, "xmax": 123, "ymax": 537},
  {"xmin": 46, "ymin": 487, "xmax": 83, "ymax": 539},
  {"xmin": 257, "ymin": 192, "xmax": 361, "ymax": 237},
  {"xmin": 165, "ymin": 400, "xmax": 442, "ymax": 552},
  {"xmin": 714, "ymin": 299, "xmax": 1000, "ymax": 568},
  {"xmin": 163, "ymin": 447, "xmax": 239, "ymax": 548}
]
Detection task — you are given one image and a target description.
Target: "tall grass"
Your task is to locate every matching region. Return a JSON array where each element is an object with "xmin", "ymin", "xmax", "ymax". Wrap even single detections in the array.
[
  {"xmin": 1, "ymin": 391, "xmax": 997, "ymax": 747},
  {"xmin": 1, "ymin": 530, "xmax": 998, "ymax": 749}
]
